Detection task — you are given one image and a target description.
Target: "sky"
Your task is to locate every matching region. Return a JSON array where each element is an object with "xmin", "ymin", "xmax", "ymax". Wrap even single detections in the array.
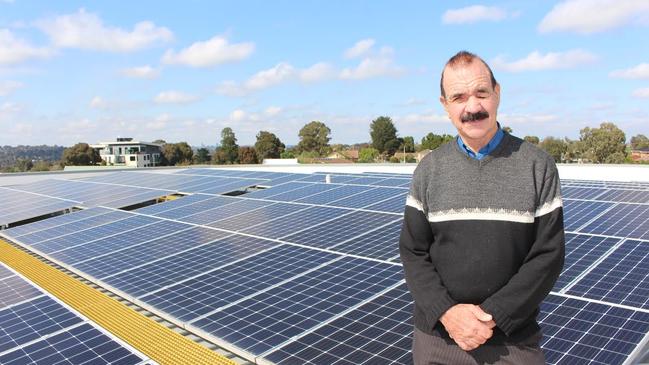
[{"xmin": 0, "ymin": 0, "xmax": 648, "ymax": 147}]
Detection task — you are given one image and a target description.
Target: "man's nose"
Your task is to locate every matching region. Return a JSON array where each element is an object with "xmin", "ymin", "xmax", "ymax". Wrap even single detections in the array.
[{"xmin": 465, "ymin": 96, "xmax": 482, "ymax": 113}]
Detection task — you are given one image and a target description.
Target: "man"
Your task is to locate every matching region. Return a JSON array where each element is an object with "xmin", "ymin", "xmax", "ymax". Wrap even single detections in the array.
[{"xmin": 399, "ymin": 51, "xmax": 565, "ymax": 364}]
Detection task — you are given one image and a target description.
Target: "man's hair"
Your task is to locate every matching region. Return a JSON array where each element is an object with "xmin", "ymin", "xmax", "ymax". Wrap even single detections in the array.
[{"xmin": 440, "ymin": 51, "xmax": 498, "ymax": 99}]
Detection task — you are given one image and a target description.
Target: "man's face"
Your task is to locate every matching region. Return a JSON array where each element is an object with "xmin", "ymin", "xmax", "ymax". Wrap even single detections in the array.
[{"xmin": 440, "ymin": 61, "xmax": 500, "ymax": 150}]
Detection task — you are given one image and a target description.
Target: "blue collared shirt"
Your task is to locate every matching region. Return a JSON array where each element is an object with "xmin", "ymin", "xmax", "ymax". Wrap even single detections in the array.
[{"xmin": 457, "ymin": 126, "xmax": 504, "ymax": 160}]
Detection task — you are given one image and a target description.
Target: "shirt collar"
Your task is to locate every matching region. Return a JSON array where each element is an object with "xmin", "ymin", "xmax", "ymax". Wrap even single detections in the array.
[{"xmin": 456, "ymin": 124, "xmax": 504, "ymax": 160}]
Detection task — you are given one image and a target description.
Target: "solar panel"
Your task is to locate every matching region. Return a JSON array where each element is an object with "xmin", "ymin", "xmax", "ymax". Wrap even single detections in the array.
[
  {"xmin": 264, "ymin": 284, "xmax": 412, "ymax": 365},
  {"xmin": 0, "ymin": 323, "xmax": 145, "ymax": 365},
  {"xmin": 539, "ymin": 294, "xmax": 649, "ymax": 365},
  {"xmin": 562, "ymin": 187, "xmax": 607, "ymax": 200},
  {"xmin": 553, "ymin": 234, "xmax": 622, "ymax": 291},
  {"xmin": 324, "ymin": 187, "xmax": 407, "ymax": 209},
  {"xmin": 293, "ymin": 184, "xmax": 370, "ymax": 205},
  {"xmin": 330, "ymin": 219, "xmax": 403, "ymax": 260},
  {"xmin": 141, "ymin": 245, "xmax": 341, "ymax": 322},
  {"xmin": 281, "ymin": 210, "xmax": 401, "ymax": 249},
  {"xmin": 3, "ymin": 207, "xmax": 113, "ymax": 238},
  {"xmin": 567, "ymin": 239, "xmax": 649, "ymax": 309},
  {"xmin": 259, "ymin": 183, "xmax": 341, "ymax": 202},
  {"xmin": 74, "ymin": 226, "xmax": 231, "ymax": 279},
  {"xmin": 206, "ymin": 202, "xmax": 308, "ymax": 231},
  {"xmin": 189, "ymin": 257, "xmax": 403, "ymax": 355},
  {"xmin": 596, "ymin": 189, "xmax": 649, "ymax": 204},
  {"xmin": 149, "ymin": 196, "xmax": 240, "ymax": 219},
  {"xmin": 180, "ymin": 199, "xmax": 273, "ymax": 225},
  {"xmin": 0, "ymin": 275, "xmax": 43, "ymax": 308},
  {"xmin": 244, "ymin": 182, "xmax": 314, "ymax": 199},
  {"xmin": 563, "ymin": 200, "xmax": 615, "ymax": 232},
  {"xmin": 101, "ymin": 235, "xmax": 280, "ymax": 298},
  {"xmin": 580, "ymin": 203, "xmax": 649, "ymax": 240},
  {"xmin": 364, "ymin": 192, "xmax": 408, "ymax": 213},
  {"xmin": 240, "ymin": 205, "xmax": 349, "ymax": 239}
]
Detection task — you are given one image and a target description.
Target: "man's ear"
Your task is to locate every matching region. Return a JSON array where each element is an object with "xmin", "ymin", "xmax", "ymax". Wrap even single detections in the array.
[
  {"xmin": 439, "ymin": 96, "xmax": 450, "ymax": 118},
  {"xmin": 494, "ymin": 83, "xmax": 501, "ymax": 103}
]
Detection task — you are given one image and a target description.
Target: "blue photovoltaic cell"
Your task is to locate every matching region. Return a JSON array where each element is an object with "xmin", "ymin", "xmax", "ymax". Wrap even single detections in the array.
[
  {"xmin": 265, "ymin": 284, "xmax": 413, "ymax": 365},
  {"xmin": 142, "ymin": 245, "xmax": 340, "ymax": 322},
  {"xmin": 294, "ymin": 185, "xmax": 370, "ymax": 205},
  {"xmin": 240, "ymin": 205, "xmax": 349, "ymax": 239},
  {"xmin": 31, "ymin": 214, "xmax": 159, "ymax": 254},
  {"xmin": 0, "ymin": 296, "xmax": 83, "ymax": 352},
  {"xmin": 73, "ymin": 226, "xmax": 231, "ymax": 279},
  {"xmin": 364, "ymin": 193, "xmax": 408, "ymax": 213},
  {"xmin": 595, "ymin": 189, "xmax": 649, "ymax": 204},
  {"xmin": 152, "ymin": 196, "xmax": 240, "ymax": 219},
  {"xmin": 191, "ymin": 257, "xmax": 403, "ymax": 355},
  {"xmin": 13, "ymin": 210, "xmax": 132, "ymax": 245},
  {"xmin": 261, "ymin": 183, "xmax": 342, "ymax": 202},
  {"xmin": 101, "ymin": 235, "xmax": 279, "ymax": 298},
  {"xmin": 0, "ymin": 276, "xmax": 44, "ymax": 309},
  {"xmin": 580, "ymin": 203, "xmax": 649, "ymax": 240},
  {"xmin": 49, "ymin": 220, "xmax": 192, "ymax": 265},
  {"xmin": 562, "ymin": 200, "xmax": 614, "ymax": 232},
  {"xmin": 192, "ymin": 179, "xmax": 268, "ymax": 195},
  {"xmin": 180, "ymin": 199, "xmax": 273, "ymax": 225},
  {"xmin": 325, "ymin": 187, "xmax": 407, "ymax": 209},
  {"xmin": 0, "ymin": 265, "xmax": 15, "ymax": 280},
  {"xmin": 553, "ymin": 234, "xmax": 621, "ymax": 291},
  {"xmin": 2, "ymin": 207, "xmax": 113, "ymax": 238},
  {"xmin": 331, "ymin": 219, "xmax": 403, "ymax": 260},
  {"xmin": 368, "ymin": 177, "xmax": 411, "ymax": 187},
  {"xmin": 244, "ymin": 182, "xmax": 314, "ymax": 199},
  {"xmin": 207, "ymin": 202, "xmax": 307, "ymax": 231},
  {"xmin": 539, "ymin": 294, "xmax": 649, "ymax": 365},
  {"xmin": 0, "ymin": 323, "xmax": 144, "ymax": 365},
  {"xmin": 567, "ymin": 239, "xmax": 649, "ymax": 309},
  {"xmin": 135, "ymin": 194, "xmax": 215, "ymax": 215},
  {"xmin": 561, "ymin": 187, "xmax": 607, "ymax": 200},
  {"xmin": 344, "ymin": 177, "xmax": 390, "ymax": 186},
  {"xmin": 282, "ymin": 210, "xmax": 401, "ymax": 248}
]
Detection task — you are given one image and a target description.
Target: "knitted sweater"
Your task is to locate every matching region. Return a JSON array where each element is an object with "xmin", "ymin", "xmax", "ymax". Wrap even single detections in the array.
[{"xmin": 399, "ymin": 132, "xmax": 565, "ymax": 344}]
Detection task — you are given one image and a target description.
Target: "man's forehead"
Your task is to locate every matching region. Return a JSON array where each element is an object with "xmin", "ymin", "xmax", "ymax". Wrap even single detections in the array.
[{"xmin": 443, "ymin": 63, "xmax": 492, "ymax": 92}]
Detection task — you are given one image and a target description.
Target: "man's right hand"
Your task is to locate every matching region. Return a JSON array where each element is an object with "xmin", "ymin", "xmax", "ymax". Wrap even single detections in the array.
[{"xmin": 439, "ymin": 304, "xmax": 495, "ymax": 351}]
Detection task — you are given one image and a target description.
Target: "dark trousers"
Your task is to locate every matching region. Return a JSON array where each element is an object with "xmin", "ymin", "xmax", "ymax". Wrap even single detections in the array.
[{"xmin": 412, "ymin": 327, "xmax": 545, "ymax": 365}]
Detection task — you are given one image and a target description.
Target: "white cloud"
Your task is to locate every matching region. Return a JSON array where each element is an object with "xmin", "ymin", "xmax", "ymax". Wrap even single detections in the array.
[
  {"xmin": 0, "ymin": 101, "xmax": 21, "ymax": 113},
  {"xmin": 609, "ymin": 63, "xmax": 649, "ymax": 79},
  {"xmin": 162, "ymin": 35, "xmax": 254, "ymax": 67},
  {"xmin": 491, "ymin": 49, "xmax": 597, "ymax": 72},
  {"xmin": 340, "ymin": 54, "xmax": 404, "ymax": 80},
  {"xmin": 89, "ymin": 96, "xmax": 108, "ymax": 109},
  {"xmin": 145, "ymin": 114, "xmax": 170, "ymax": 130},
  {"xmin": 299, "ymin": 62, "xmax": 336, "ymax": 82},
  {"xmin": 344, "ymin": 38, "xmax": 375, "ymax": 59},
  {"xmin": 264, "ymin": 106, "xmax": 282, "ymax": 116},
  {"xmin": 538, "ymin": 0, "xmax": 649, "ymax": 34},
  {"xmin": 120, "ymin": 65, "xmax": 159, "ymax": 79},
  {"xmin": 0, "ymin": 80, "xmax": 23, "ymax": 96},
  {"xmin": 632, "ymin": 87, "xmax": 649, "ymax": 98},
  {"xmin": 37, "ymin": 9, "xmax": 173, "ymax": 52},
  {"xmin": 0, "ymin": 29, "xmax": 52, "ymax": 65},
  {"xmin": 230, "ymin": 109, "xmax": 247, "ymax": 122},
  {"xmin": 442, "ymin": 5, "xmax": 509, "ymax": 24},
  {"xmin": 154, "ymin": 91, "xmax": 199, "ymax": 104},
  {"xmin": 499, "ymin": 113, "xmax": 560, "ymax": 124},
  {"xmin": 217, "ymin": 62, "xmax": 296, "ymax": 96}
]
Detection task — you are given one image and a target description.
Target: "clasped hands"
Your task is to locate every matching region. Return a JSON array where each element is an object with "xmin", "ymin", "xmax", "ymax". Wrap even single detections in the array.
[{"xmin": 440, "ymin": 304, "xmax": 496, "ymax": 351}]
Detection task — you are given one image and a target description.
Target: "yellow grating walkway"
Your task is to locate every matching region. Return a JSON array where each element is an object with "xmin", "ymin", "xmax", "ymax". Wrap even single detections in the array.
[{"xmin": 0, "ymin": 238, "xmax": 236, "ymax": 365}]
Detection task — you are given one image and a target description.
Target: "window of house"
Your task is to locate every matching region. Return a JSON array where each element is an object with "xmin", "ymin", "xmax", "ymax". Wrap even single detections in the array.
[{"xmin": 130, "ymin": 156, "xmax": 135, "ymax": 161}]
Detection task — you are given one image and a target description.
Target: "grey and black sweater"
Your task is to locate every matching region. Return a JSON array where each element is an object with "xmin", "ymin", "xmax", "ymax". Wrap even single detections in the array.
[{"xmin": 399, "ymin": 132, "xmax": 565, "ymax": 344}]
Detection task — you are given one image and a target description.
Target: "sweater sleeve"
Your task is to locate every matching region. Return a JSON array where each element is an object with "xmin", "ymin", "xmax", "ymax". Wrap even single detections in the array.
[
  {"xmin": 399, "ymin": 167, "xmax": 457, "ymax": 329},
  {"xmin": 480, "ymin": 162, "xmax": 565, "ymax": 336}
]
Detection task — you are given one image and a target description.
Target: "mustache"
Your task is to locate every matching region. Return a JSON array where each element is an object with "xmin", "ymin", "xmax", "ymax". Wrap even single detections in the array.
[{"xmin": 461, "ymin": 111, "xmax": 489, "ymax": 122}]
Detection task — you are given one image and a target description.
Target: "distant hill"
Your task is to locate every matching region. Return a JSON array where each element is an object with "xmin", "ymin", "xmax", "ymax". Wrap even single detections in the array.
[{"xmin": 0, "ymin": 145, "xmax": 65, "ymax": 169}]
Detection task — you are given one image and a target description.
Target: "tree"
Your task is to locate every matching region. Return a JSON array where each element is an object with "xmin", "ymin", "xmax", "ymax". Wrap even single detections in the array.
[
  {"xmin": 62, "ymin": 143, "xmax": 101, "ymax": 166},
  {"xmin": 214, "ymin": 127, "xmax": 239, "ymax": 164},
  {"xmin": 358, "ymin": 147, "xmax": 380, "ymax": 163},
  {"xmin": 254, "ymin": 131, "xmax": 285, "ymax": 162},
  {"xmin": 564, "ymin": 138, "xmax": 583, "ymax": 162},
  {"xmin": 421, "ymin": 133, "xmax": 454, "ymax": 150},
  {"xmin": 280, "ymin": 149, "xmax": 296, "ymax": 159},
  {"xmin": 238, "ymin": 146, "xmax": 258, "ymax": 164},
  {"xmin": 297, "ymin": 121, "xmax": 331, "ymax": 156},
  {"xmin": 161, "ymin": 142, "xmax": 193, "ymax": 166},
  {"xmin": 580, "ymin": 122, "xmax": 626, "ymax": 163},
  {"xmin": 193, "ymin": 147, "xmax": 211, "ymax": 164},
  {"xmin": 523, "ymin": 136, "xmax": 540, "ymax": 145},
  {"xmin": 370, "ymin": 116, "xmax": 400, "ymax": 155},
  {"xmin": 14, "ymin": 158, "xmax": 33, "ymax": 172},
  {"xmin": 630, "ymin": 134, "xmax": 649, "ymax": 150},
  {"xmin": 400, "ymin": 136, "xmax": 415, "ymax": 153},
  {"xmin": 539, "ymin": 137, "xmax": 567, "ymax": 163}
]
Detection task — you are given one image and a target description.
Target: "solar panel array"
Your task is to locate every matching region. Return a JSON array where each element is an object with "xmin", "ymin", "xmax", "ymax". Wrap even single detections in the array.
[
  {"xmin": 1, "ymin": 169, "xmax": 649, "ymax": 365},
  {"xmin": 0, "ymin": 262, "xmax": 151, "ymax": 365}
]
